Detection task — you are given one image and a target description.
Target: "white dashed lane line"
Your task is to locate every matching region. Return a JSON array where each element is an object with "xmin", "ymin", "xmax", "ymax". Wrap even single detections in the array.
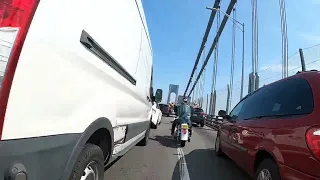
[{"xmin": 177, "ymin": 147, "xmax": 190, "ymax": 180}]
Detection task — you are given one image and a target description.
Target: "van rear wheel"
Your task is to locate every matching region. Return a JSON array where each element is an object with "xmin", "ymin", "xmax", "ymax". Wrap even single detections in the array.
[
  {"xmin": 151, "ymin": 122, "xmax": 157, "ymax": 129},
  {"xmin": 69, "ymin": 144, "xmax": 104, "ymax": 180}
]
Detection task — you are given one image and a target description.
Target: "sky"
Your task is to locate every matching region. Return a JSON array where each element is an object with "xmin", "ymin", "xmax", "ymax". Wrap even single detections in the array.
[{"xmin": 142, "ymin": 0, "xmax": 320, "ymax": 112}]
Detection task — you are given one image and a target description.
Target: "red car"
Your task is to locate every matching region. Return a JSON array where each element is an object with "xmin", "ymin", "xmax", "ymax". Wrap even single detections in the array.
[{"xmin": 215, "ymin": 71, "xmax": 320, "ymax": 180}]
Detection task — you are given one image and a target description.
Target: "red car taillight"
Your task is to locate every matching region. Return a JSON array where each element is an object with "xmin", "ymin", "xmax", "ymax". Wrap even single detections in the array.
[
  {"xmin": 0, "ymin": 0, "xmax": 39, "ymax": 139},
  {"xmin": 306, "ymin": 126, "xmax": 320, "ymax": 161}
]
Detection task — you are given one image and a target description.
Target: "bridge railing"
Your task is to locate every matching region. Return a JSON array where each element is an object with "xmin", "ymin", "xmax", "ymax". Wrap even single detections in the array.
[
  {"xmin": 204, "ymin": 115, "xmax": 223, "ymax": 130},
  {"xmin": 195, "ymin": 44, "xmax": 320, "ymax": 117}
]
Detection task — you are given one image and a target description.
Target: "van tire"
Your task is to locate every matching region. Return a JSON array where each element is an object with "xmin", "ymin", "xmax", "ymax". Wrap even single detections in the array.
[
  {"xmin": 137, "ymin": 123, "xmax": 151, "ymax": 146},
  {"xmin": 69, "ymin": 144, "xmax": 104, "ymax": 180},
  {"xmin": 151, "ymin": 122, "xmax": 157, "ymax": 129},
  {"xmin": 255, "ymin": 159, "xmax": 281, "ymax": 180}
]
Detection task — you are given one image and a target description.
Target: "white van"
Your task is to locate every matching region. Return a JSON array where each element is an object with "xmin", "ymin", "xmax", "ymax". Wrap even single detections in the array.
[{"xmin": 0, "ymin": 0, "xmax": 162, "ymax": 179}]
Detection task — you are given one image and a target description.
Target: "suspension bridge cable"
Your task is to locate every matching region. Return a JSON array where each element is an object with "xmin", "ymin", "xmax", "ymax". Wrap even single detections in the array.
[
  {"xmin": 279, "ymin": 0, "xmax": 289, "ymax": 78},
  {"xmin": 256, "ymin": 4, "xmax": 259, "ymax": 72},
  {"xmin": 228, "ymin": 7, "xmax": 236, "ymax": 112},
  {"xmin": 184, "ymin": 0, "xmax": 222, "ymax": 96},
  {"xmin": 209, "ymin": 6, "xmax": 221, "ymax": 114},
  {"xmin": 187, "ymin": 0, "xmax": 238, "ymax": 97},
  {"xmin": 211, "ymin": 8, "xmax": 221, "ymax": 93},
  {"xmin": 200, "ymin": 48, "xmax": 206, "ymax": 105},
  {"xmin": 251, "ymin": 0, "xmax": 258, "ymax": 73}
]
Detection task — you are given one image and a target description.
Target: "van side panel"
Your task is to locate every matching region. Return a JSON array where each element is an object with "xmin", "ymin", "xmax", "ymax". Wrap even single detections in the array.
[{"xmin": 2, "ymin": 0, "xmax": 152, "ymax": 142}]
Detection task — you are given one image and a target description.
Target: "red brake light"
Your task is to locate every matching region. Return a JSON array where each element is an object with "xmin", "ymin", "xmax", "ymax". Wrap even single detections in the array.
[
  {"xmin": 0, "ymin": 0, "xmax": 39, "ymax": 139},
  {"xmin": 182, "ymin": 129, "xmax": 187, "ymax": 134},
  {"xmin": 306, "ymin": 127, "xmax": 320, "ymax": 161}
]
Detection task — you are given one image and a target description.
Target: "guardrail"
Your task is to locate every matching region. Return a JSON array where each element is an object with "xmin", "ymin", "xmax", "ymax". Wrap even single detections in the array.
[{"xmin": 204, "ymin": 115, "xmax": 223, "ymax": 130}]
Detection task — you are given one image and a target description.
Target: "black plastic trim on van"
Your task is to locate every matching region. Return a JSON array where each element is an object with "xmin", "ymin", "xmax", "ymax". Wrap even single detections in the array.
[{"xmin": 80, "ymin": 30, "xmax": 137, "ymax": 85}]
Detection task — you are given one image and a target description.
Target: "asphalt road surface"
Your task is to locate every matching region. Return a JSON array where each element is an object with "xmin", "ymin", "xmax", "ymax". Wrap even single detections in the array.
[{"xmin": 104, "ymin": 116, "xmax": 251, "ymax": 180}]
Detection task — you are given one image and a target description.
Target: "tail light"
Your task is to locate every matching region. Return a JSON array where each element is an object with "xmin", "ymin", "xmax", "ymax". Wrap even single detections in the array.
[
  {"xmin": 0, "ymin": 0, "xmax": 39, "ymax": 139},
  {"xmin": 306, "ymin": 126, "xmax": 320, "ymax": 161},
  {"xmin": 182, "ymin": 129, "xmax": 187, "ymax": 134},
  {"xmin": 200, "ymin": 112, "xmax": 206, "ymax": 118}
]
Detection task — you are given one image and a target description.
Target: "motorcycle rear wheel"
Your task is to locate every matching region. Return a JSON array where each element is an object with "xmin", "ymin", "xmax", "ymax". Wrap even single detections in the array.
[{"xmin": 180, "ymin": 141, "xmax": 186, "ymax": 147}]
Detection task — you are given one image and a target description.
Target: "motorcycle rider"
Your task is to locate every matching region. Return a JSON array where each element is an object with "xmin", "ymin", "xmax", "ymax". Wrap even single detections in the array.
[{"xmin": 171, "ymin": 98, "xmax": 192, "ymax": 141}]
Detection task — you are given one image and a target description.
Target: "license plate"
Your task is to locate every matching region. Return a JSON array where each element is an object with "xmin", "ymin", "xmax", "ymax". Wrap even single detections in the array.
[
  {"xmin": 181, "ymin": 124, "xmax": 189, "ymax": 129},
  {"xmin": 192, "ymin": 114, "xmax": 197, "ymax": 116}
]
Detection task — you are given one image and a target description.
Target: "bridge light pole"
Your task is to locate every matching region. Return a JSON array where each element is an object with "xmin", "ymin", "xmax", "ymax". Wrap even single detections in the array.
[{"xmin": 206, "ymin": 7, "xmax": 245, "ymax": 99}]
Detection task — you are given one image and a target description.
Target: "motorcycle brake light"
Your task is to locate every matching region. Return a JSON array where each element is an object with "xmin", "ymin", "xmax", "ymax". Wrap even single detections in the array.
[{"xmin": 182, "ymin": 129, "xmax": 187, "ymax": 134}]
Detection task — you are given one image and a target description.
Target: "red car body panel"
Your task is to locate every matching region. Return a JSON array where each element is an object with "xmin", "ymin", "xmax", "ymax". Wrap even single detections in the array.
[{"xmin": 219, "ymin": 72, "xmax": 320, "ymax": 179}]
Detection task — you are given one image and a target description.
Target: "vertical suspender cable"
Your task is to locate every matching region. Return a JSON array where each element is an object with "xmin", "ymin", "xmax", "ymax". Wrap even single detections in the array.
[
  {"xmin": 251, "ymin": 0, "xmax": 256, "ymax": 74},
  {"xmin": 210, "ymin": 8, "xmax": 221, "ymax": 114},
  {"xmin": 200, "ymin": 47, "xmax": 206, "ymax": 106},
  {"xmin": 250, "ymin": 0, "xmax": 258, "ymax": 91},
  {"xmin": 194, "ymin": 69, "xmax": 198, "ymax": 103},
  {"xmin": 184, "ymin": 0, "xmax": 222, "ymax": 96},
  {"xmin": 279, "ymin": 0, "xmax": 284, "ymax": 78},
  {"xmin": 228, "ymin": 8, "xmax": 236, "ymax": 111},
  {"xmin": 279, "ymin": 0, "xmax": 288, "ymax": 78},
  {"xmin": 187, "ymin": 0, "xmax": 238, "ymax": 97},
  {"xmin": 255, "ymin": 0, "xmax": 259, "ymax": 73}
]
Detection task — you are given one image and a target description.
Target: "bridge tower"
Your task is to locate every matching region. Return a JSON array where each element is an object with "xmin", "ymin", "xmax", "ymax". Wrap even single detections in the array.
[{"xmin": 167, "ymin": 84, "xmax": 179, "ymax": 104}]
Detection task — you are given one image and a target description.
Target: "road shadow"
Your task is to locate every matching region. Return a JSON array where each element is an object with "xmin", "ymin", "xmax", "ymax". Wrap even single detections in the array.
[
  {"xmin": 161, "ymin": 121, "xmax": 173, "ymax": 125},
  {"xmin": 172, "ymin": 148, "xmax": 251, "ymax": 180},
  {"xmin": 198, "ymin": 126, "xmax": 217, "ymax": 132},
  {"xmin": 149, "ymin": 135, "xmax": 177, "ymax": 148},
  {"xmin": 191, "ymin": 123, "xmax": 199, "ymax": 127},
  {"xmin": 203, "ymin": 127, "xmax": 217, "ymax": 131}
]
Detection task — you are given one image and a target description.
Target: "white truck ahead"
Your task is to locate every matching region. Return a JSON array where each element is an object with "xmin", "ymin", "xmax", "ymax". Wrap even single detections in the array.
[{"xmin": 0, "ymin": 0, "xmax": 162, "ymax": 180}]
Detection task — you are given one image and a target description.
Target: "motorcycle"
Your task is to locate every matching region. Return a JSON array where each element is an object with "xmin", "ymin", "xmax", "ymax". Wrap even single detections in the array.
[{"xmin": 174, "ymin": 117, "xmax": 190, "ymax": 147}]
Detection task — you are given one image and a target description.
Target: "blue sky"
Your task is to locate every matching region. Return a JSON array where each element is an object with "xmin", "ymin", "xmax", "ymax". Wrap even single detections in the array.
[{"xmin": 142, "ymin": 0, "xmax": 320, "ymax": 109}]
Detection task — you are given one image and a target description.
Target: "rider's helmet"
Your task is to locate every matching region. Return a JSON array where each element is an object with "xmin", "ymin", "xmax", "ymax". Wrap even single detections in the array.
[{"xmin": 183, "ymin": 98, "xmax": 188, "ymax": 103}]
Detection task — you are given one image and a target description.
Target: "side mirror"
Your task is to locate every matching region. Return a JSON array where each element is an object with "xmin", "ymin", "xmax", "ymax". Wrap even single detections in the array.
[
  {"xmin": 155, "ymin": 89, "xmax": 163, "ymax": 103},
  {"xmin": 218, "ymin": 110, "xmax": 231, "ymax": 120},
  {"xmin": 218, "ymin": 110, "xmax": 227, "ymax": 117}
]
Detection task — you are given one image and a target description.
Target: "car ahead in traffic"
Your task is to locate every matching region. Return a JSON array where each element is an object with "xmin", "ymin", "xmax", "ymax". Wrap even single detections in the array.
[
  {"xmin": 215, "ymin": 71, "xmax": 320, "ymax": 180},
  {"xmin": 159, "ymin": 103, "xmax": 171, "ymax": 116},
  {"xmin": 151, "ymin": 102, "xmax": 162, "ymax": 129},
  {"xmin": 0, "ymin": 1, "xmax": 162, "ymax": 180},
  {"xmin": 190, "ymin": 107, "xmax": 206, "ymax": 127}
]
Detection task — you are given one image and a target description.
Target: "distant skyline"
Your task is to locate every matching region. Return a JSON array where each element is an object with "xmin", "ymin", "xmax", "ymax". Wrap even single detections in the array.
[{"xmin": 142, "ymin": 0, "xmax": 320, "ymax": 110}]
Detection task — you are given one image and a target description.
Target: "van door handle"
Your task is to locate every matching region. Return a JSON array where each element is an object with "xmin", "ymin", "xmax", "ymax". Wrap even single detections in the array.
[
  {"xmin": 80, "ymin": 34, "xmax": 93, "ymax": 49},
  {"xmin": 79, "ymin": 30, "xmax": 137, "ymax": 85}
]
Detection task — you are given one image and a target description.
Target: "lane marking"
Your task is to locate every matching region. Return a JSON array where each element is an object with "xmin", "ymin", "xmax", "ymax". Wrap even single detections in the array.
[{"xmin": 177, "ymin": 147, "xmax": 190, "ymax": 180}]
